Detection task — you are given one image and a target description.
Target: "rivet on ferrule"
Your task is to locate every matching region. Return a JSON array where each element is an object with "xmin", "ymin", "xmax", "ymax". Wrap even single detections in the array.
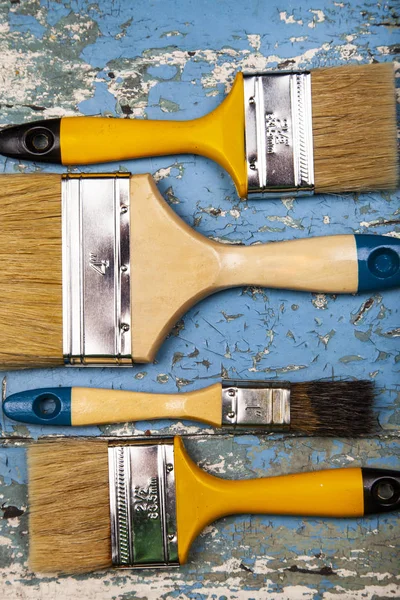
[{"xmin": 221, "ymin": 380, "xmax": 291, "ymax": 427}]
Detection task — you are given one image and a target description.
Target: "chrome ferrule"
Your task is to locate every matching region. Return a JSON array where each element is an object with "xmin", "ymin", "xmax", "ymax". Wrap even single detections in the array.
[
  {"xmin": 62, "ymin": 174, "xmax": 132, "ymax": 365},
  {"xmin": 244, "ymin": 72, "xmax": 314, "ymax": 197},
  {"xmin": 108, "ymin": 440, "xmax": 179, "ymax": 568},
  {"xmin": 222, "ymin": 380, "xmax": 291, "ymax": 427}
]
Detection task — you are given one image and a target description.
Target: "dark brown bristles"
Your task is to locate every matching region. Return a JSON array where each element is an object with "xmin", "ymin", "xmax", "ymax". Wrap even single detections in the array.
[{"xmin": 290, "ymin": 380, "xmax": 376, "ymax": 436}]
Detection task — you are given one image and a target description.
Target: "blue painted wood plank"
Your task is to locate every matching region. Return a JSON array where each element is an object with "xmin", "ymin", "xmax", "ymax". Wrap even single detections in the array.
[{"xmin": 0, "ymin": 0, "xmax": 398, "ymax": 597}]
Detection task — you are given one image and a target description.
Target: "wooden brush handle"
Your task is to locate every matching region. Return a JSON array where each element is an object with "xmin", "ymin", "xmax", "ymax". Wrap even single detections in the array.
[
  {"xmin": 130, "ymin": 175, "xmax": 400, "ymax": 363},
  {"xmin": 2, "ymin": 384, "xmax": 223, "ymax": 427},
  {"xmin": 215, "ymin": 235, "xmax": 358, "ymax": 292},
  {"xmin": 71, "ymin": 384, "xmax": 222, "ymax": 426},
  {"xmin": 215, "ymin": 235, "xmax": 400, "ymax": 292}
]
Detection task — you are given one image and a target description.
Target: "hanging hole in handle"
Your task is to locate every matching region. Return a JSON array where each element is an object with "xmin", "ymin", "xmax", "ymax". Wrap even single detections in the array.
[
  {"xmin": 367, "ymin": 247, "xmax": 400, "ymax": 279},
  {"xmin": 32, "ymin": 394, "xmax": 62, "ymax": 420},
  {"xmin": 24, "ymin": 127, "xmax": 55, "ymax": 155},
  {"xmin": 372, "ymin": 478, "xmax": 400, "ymax": 506}
]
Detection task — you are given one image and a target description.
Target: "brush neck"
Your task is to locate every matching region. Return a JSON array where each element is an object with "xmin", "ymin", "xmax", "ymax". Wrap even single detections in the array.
[
  {"xmin": 71, "ymin": 384, "xmax": 223, "ymax": 426},
  {"xmin": 213, "ymin": 235, "xmax": 358, "ymax": 293},
  {"xmin": 201, "ymin": 467, "xmax": 364, "ymax": 521},
  {"xmin": 174, "ymin": 438, "xmax": 364, "ymax": 564}
]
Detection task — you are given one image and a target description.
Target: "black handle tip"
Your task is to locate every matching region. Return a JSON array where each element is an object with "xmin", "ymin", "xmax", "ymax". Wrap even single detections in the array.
[
  {"xmin": 0, "ymin": 119, "xmax": 61, "ymax": 163},
  {"xmin": 363, "ymin": 468, "xmax": 400, "ymax": 515}
]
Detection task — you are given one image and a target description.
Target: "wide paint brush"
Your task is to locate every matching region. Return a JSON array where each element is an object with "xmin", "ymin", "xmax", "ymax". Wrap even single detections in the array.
[
  {"xmin": 4, "ymin": 380, "xmax": 375, "ymax": 436},
  {"xmin": 0, "ymin": 173, "xmax": 399, "ymax": 368},
  {"xmin": 0, "ymin": 64, "xmax": 397, "ymax": 198},
  {"xmin": 28, "ymin": 437, "xmax": 400, "ymax": 573}
]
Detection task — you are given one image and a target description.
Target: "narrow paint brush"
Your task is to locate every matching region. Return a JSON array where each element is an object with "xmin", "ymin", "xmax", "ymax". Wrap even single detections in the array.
[
  {"xmin": 4, "ymin": 380, "xmax": 376, "ymax": 436},
  {"xmin": 0, "ymin": 173, "xmax": 399, "ymax": 368},
  {"xmin": 0, "ymin": 63, "xmax": 397, "ymax": 198},
  {"xmin": 28, "ymin": 437, "xmax": 400, "ymax": 573}
]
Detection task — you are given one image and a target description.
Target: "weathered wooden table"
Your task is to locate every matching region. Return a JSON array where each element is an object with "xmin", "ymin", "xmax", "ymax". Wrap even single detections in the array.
[{"xmin": 0, "ymin": 1, "xmax": 399, "ymax": 598}]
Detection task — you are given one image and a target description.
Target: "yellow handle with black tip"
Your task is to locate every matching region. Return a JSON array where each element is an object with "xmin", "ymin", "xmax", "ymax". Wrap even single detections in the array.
[
  {"xmin": 28, "ymin": 436, "xmax": 400, "ymax": 573},
  {"xmin": 0, "ymin": 74, "xmax": 247, "ymax": 196},
  {"xmin": 173, "ymin": 438, "xmax": 400, "ymax": 563},
  {"xmin": 0, "ymin": 64, "xmax": 396, "ymax": 198}
]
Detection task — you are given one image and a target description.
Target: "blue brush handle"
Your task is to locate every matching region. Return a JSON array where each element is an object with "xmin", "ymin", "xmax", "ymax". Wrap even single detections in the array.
[
  {"xmin": 356, "ymin": 235, "xmax": 400, "ymax": 292},
  {"xmin": 3, "ymin": 388, "xmax": 72, "ymax": 425}
]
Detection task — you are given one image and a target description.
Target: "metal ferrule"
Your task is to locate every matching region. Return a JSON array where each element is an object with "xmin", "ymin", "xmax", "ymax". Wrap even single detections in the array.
[
  {"xmin": 244, "ymin": 72, "xmax": 314, "ymax": 197},
  {"xmin": 62, "ymin": 174, "xmax": 132, "ymax": 365},
  {"xmin": 108, "ymin": 440, "xmax": 179, "ymax": 568},
  {"xmin": 221, "ymin": 380, "xmax": 291, "ymax": 427}
]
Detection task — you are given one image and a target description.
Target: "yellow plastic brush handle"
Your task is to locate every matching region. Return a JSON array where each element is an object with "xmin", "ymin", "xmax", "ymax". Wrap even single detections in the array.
[
  {"xmin": 174, "ymin": 438, "xmax": 364, "ymax": 564},
  {"xmin": 61, "ymin": 74, "xmax": 247, "ymax": 197},
  {"xmin": 70, "ymin": 384, "xmax": 222, "ymax": 426}
]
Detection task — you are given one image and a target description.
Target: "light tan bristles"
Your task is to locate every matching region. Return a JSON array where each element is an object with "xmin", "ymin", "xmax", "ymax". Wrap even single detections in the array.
[
  {"xmin": 0, "ymin": 174, "xmax": 63, "ymax": 368},
  {"xmin": 312, "ymin": 63, "xmax": 398, "ymax": 194},
  {"xmin": 28, "ymin": 439, "xmax": 111, "ymax": 574}
]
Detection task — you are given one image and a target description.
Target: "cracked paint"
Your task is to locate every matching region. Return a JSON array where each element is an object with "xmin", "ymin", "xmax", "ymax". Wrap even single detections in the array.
[
  {"xmin": 0, "ymin": 0, "xmax": 399, "ymax": 597},
  {"xmin": 0, "ymin": 437, "xmax": 399, "ymax": 598}
]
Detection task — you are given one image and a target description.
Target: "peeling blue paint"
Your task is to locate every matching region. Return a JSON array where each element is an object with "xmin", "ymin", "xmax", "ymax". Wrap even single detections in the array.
[
  {"xmin": 0, "ymin": 448, "xmax": 27, "ymax": 485},
  {"xmin": 9, "ymin": 14, "xmax": 46, "ymax": 39},
  {"xmin": 78, "ymin": 82, "xmax": 118, "ymax": 114},
  {"xmin": 0, "ymin": 0, "xmax": 399, "ymax": 596}
]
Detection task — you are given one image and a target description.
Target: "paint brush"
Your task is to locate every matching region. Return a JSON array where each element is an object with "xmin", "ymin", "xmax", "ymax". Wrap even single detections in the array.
[
  {"xmin": 0, "ymin": 63, "xmax": 397, "ymax": 198},
  {"xmin": 28, "ymin": 437, "xmax": 400, "ymax": 573},
  {"xmin": 0, "ymin": 172, "xmax": 399, "ymax": 368},
  {"xmin": 4, "ymin": 380, "xmax": 376, "ymax": 436}
]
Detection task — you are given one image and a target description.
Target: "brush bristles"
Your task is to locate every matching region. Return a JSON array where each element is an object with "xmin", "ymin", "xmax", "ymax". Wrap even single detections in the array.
[
  {"xmin": 290, "ymin": 380, "xmax": 376, "ymax": 436},
  {"xmin": 28, "ymin": 439, "xmax": 111, "ymax": 574},
  {"xmin": 312, "ymin": 63, "xmax": 398, "ymax": 194},
  {"xmin": 0, "ymin": 175, "xmax": 63, "ymax": 368}
]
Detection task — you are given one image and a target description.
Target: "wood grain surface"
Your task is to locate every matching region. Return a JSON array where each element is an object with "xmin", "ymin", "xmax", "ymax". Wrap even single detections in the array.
[{"xmin": 0, "ymin": 1, "xmax": 398, "ymax": 598}]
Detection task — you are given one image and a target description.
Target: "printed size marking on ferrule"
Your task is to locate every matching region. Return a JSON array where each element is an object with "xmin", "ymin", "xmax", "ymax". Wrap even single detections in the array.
[
  {"xmin": 108, "ymin": 442, "xmax": 179, "ymax": 568},
  {"xmin": 244, "ymin": 72, "xmax": 314, "ymax": 197},
  {"xmin": 222, "ymin": 380, "xmax": 291, "ymax": 427},
  {"xmin": 62, "ymin": 174, "xmax": 132, "ymax": 365}
]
